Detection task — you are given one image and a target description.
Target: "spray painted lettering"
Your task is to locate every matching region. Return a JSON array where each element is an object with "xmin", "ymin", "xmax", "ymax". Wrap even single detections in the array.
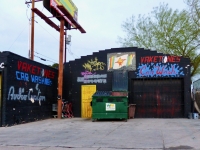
[
  {"xmin": 16, "ymin": 71, "xmax": 52, "ymax": 85},
  {"xmin": 7, "ymin": 84, "xmax": 45, "ymax": 102},
  {"xmin": 82, "ymin": 57, "xmax": 106, "ymax": 72},
  {"xmin": 77, "ymin": 71, "xmax": 107, "ymax": 84},
  {"xmin": 136, "ymin": 63, "xmax": 184, "ymax": 77},
  {"xmin": 17, "ymin": 61, "xmax": 55, "ymax": 79},
  {"xmin": 141, "ymin": 56, "xmax": 181, "ymax": 63}
]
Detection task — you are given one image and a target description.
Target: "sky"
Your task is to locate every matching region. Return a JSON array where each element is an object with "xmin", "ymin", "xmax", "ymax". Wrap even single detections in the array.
[{"xmin": 0, "ymin": 0, "xmax": 187, "ymax": 66}]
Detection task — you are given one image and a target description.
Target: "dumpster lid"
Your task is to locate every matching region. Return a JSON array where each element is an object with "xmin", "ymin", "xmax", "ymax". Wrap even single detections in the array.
[{"xmin": 93, "ymin": 91, "xmax": 112, "ymax": 96}]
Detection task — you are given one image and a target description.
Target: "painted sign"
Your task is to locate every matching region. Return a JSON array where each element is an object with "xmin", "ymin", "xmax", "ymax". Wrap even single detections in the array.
[
  {"xmin": 77, "ymin": 58, "xmax": 107, "ymax": 84},
  {"xmin": 16, "ymin": 61, "xmax": 55, "ymax": 86},
  {"xmin": 0, "ymin": 62, "xmax": 4, "ymax": 68},
  {"xmin": 141, "ymin": 56, "xmax": 181, "ymax": 63},
  {"xmin": 77, "ymin": 71, "xmax": 107, "ymax": 84},
  {"xmin": 106, "ymin": 103, "xmax": 116, "ymax": 111},
  {"xmin": 6, "ymin": 60, "xmax": 57, "ymax": 105},
  {"xmin": 136, "ymin": 55, "xmax": 184, "ymax": 77},
  {"xmin": 51, "ymin": 0, "xmax": 78, "ymax": 22},
  {"xmin": 136, "ymin": 63, "xmax": 184, "ymax": 77},
  {"xmin": 107, "ymin": 52, "xmax": 136, "ymax": 71},
  {"xmin": 7, "ymin": 84, "xmax": 45, "ymax": 103}
]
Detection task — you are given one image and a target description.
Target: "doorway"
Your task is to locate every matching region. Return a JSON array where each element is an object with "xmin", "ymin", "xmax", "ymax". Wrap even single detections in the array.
[{"xmin": 81, "ymin": 85, "xmax": 96, "ymax": 118}]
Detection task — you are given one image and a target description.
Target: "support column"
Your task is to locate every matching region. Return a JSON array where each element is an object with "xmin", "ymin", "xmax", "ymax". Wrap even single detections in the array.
[{"xmin": 57, "ymin": 18, "xmax": 65, "ymax": 118}]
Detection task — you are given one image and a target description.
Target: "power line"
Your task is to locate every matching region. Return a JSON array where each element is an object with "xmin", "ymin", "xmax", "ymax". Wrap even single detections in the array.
[
  {"xmin": 34, "ymin": 55, "xmax": 57, "ymax": 64},
  {"xmin": 67, "ymin": 43, "xmax": 80, "ymax": 59},
  {"xmin": 24, "ymin": 2, "xmax": 80, "ymax": 62},
  {"xmin": 36, "ymin": 20, "xmax": 59, "ymax": 41},
  {"xmin": 7, "ymin": 25, "xmax": 28, "ymax": 51},
  {"xmin": 35, "ymin": 51, "xmax": 58, "ymax": 62}
]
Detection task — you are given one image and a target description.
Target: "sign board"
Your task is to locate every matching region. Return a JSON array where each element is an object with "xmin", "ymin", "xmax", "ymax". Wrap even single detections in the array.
[
  {"xmin": 107, "ymin": 52, "xmax": 136, "ymax": 71},
  {"xmin": 50, "ymin": 0, "xmax": 78, "ymax": 22},
  {"xmin": 43, "ymin": 0, "xmax": 85, "ymax": 33},
  {"xmin": 53, "ymin": 0, "xmax": 78, "ymax": 22},
  {"xmin": 106, "ymin": 103, "xmax": 116, "ymax": 111}
]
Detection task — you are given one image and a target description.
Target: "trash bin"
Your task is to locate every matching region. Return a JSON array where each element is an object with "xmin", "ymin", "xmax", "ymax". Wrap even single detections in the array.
[
  {"xmin": 128, "ymin": 104, "xmax": 136, "ymax": 119},
  {"xmin": 92, "ymin": 91, "xmax": 128, "ymax": 121},
  {"xmin": 193, "ymin": 113, "xmax": 199, "ymax": 119}
]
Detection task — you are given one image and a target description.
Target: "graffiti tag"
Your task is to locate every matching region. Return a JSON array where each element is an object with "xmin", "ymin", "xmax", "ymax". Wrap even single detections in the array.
[
  {"xmin": 7, "ymin": 84, "xmax": 45, "ymax": 101},
  {"xmin": 83, "ymin": 57, "xmax": 106, "ymax": 72}
]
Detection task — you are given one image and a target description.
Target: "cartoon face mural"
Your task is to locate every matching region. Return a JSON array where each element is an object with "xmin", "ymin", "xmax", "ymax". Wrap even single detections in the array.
[
  {"xmin": 136, "ymin": 55, "xmax": 184, "ymax": 77},
  {"xmin": 77, "ymin": 57, "xmax": 107, "ymax": 84},
  {"xmin": 107, "ymin": 52, "xmax": 136, "ymax": 71}
]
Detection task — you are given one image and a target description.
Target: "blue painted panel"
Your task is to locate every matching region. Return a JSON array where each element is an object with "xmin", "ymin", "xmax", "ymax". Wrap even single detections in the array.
[{"xmin": 112, "ymin": 70, "xmax": 128, "ymax": 91}]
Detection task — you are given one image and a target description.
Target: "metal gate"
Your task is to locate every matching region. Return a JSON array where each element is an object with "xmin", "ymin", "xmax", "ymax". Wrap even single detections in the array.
[{"xmin": 131, "ymin": 78, "xmax": 184, "ymax": 118}]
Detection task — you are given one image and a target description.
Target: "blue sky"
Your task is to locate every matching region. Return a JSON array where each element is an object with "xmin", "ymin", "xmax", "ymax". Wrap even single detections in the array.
[{"xmin": 0, "ymin": 0, "xmax": 187, "ymax": 65}]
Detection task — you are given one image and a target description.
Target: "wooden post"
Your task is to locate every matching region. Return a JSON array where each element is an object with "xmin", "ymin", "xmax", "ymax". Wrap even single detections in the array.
[
  {"xmin": 31, "ymin": 0, "xmax": 35, "ymax": 60},
  {"xmin": 57, "ymin": 18, "xmax": 65, "ymax": 118}
]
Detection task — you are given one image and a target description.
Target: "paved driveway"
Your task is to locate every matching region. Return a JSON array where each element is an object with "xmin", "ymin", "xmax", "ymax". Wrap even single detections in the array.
[{"xmin": 0, "ymin": 118, "xmax": 200, "ymax": 150}]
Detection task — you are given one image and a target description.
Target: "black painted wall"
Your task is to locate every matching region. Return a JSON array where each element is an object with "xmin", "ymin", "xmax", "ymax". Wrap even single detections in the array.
[
  {"xmin": 0, "ymin": 51, "xmax": 58, "ymax": 126},
  {"xmin": 63, "ymin": 47, "xmax": 191, "ymax": 118}
]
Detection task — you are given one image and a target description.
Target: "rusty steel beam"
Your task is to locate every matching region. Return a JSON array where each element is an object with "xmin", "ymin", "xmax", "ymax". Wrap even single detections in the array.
[
  {"xmin": 57, "ymin": 5, "xmax": 86, "ymax": 33},
  {"xmin": 32, "ymin": 8, "xmax": 60, "ymax": 32}
]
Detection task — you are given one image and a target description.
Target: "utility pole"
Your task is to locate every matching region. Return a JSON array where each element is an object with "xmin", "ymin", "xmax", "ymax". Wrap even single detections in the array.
[
  {"xmin": 57, "ymin": 18, "xmax": 65, "ymax": 118},
  {"xmin": 64, "ymin": 29, "xmax": 67, "ymax": 63},
  {"xmin": 31, "ymin": 0, "xmax": 35, "ymax": 60}
]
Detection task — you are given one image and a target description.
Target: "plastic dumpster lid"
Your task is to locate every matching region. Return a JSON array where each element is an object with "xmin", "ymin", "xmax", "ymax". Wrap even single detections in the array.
[{"xmin": 93, "ymin": 91, "xmax": 112, "ymax": 96}]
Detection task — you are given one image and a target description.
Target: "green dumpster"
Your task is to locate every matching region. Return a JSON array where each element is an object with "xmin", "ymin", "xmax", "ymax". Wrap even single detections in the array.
[{"xmin": 91, "ymin": 91, "xmax": 128, "ymax": 121}]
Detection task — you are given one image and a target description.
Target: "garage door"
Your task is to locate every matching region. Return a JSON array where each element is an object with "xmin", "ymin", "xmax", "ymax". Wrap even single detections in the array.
[{"xmin": 131, "ymin": 78, "xmax": 184, "ymax": 118}]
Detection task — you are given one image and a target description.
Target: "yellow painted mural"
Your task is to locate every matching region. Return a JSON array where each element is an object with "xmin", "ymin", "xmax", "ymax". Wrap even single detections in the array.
[{"xmin": 82, "ymin": 57, "xmax": 106, "ymax": 72}]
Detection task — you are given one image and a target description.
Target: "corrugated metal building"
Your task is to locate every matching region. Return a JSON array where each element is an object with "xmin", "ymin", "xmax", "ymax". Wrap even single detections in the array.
[
  {"xmin": 0, "ymin": 51, "xmax": 58, "ymax": 126},
  {"xmin": 63, "ymin": 47, "xmax": 191, "ymax": 118}
]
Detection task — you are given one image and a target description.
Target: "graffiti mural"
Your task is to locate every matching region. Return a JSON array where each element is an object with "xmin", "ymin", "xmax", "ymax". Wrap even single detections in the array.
[
  {"xmin": 16, "ymin": 61, "xmax": 55, "ymax": 86},
  {"xmin": 107, "ymin": 52, "xmax": 136, "ymax": 71},
  {"xmin": 77, "ymin": 71, "xmax": 107, "ymax": 84},
  {"xmin": 7, "ymin": 84, "xmax": 45, "ymax": 104},
  {"xmin": 7, "ymin": 60, "xmax": 56, "ymax": 104},
  {"xmin": 83, "ymin": 57, "xmax": 106, "ymax": 72},
  {"xmin": 78, "ymin": 58, "xmax": 107, "ymax": 84},
  {"xmin": 137, "ymin": 63, "xmax": 184, "ymax": 77},
  {"xmin": 136, "ymin": 55, "xmax": 184, "ymax": 77}
]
